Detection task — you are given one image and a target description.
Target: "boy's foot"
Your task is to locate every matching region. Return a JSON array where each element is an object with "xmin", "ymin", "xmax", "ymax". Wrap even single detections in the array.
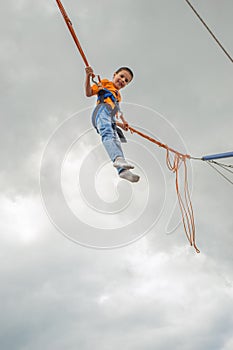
[
  {"xmin": 119, "ymin": 170, "xmax": 140, "ymax": 183},
  {"xmin": 113, "ymin": 157, "xmax": 134, "ymax": 170}
]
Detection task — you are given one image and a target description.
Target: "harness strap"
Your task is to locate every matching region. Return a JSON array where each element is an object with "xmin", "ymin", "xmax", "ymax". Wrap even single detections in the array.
[
  {"xmin": 97, "ymin": 88, "xmax": 120, "ymax": 110},
  {"xmin": 97, "ymin": 89, "xmax": 116, "ymax": 104},
  {"xmin": 96, "ymin": 87, "xmax": 121, "ymax": 121},
  {"xmin": 92, "ymin": 103, "xmax": 127, "ymax": 143}
]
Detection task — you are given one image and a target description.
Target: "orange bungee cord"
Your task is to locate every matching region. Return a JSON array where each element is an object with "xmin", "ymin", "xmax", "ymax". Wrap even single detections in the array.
[
  {"xmin": 55, "ymin": 0, "xmax": 89, "ymax": 67},
  {"xmin": 55, "ymin": 0, "xmax": 101, "ymax": 84},
  {"xmin": 129, "ymin": 127, "xmax": 200, "ymax": 253}
]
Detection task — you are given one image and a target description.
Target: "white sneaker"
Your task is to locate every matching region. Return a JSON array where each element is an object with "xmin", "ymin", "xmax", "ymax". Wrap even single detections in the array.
[
  {"xmin": 119, "ymin": 170, "xmax": 140, "ymax": 183},
  {"xmin": 113, "ymin": 157, "xmax": 134, "ymax": 170}
]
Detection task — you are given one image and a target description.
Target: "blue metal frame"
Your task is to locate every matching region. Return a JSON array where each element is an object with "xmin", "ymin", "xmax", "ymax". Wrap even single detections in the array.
[{"xmin": 202, "ymin": 151, "xmax": 233, "ymax": 161}]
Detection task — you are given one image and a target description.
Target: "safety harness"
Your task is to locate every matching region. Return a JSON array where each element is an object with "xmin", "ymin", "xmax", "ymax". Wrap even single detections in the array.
[
  {"xmin": 92, "ymin": 88, "xmax": 127, "ymax": 143},
  {"xmin": 97, "ymin": 88, "xmax": 120, "ymax": 115}
]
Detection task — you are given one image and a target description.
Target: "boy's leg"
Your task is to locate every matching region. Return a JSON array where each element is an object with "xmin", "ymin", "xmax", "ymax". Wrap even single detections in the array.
[{"xmin": 95, "ymin": 105, "xmax": 131, "ymax": 172}]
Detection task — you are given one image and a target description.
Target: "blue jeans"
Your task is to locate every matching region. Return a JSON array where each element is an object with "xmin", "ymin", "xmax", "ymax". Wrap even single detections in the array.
[{"xmin": 92, "ymin": 103, "xmax": 124, "ymax": 174}]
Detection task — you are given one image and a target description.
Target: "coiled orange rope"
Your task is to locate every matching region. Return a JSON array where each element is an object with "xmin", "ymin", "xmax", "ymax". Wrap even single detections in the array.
[{"xmin": 129, "ymin": 126, "xmax": 200, "ymax": 253}]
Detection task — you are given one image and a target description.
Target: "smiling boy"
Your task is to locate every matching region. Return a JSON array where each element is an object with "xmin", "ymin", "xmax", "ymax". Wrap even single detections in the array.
[{"xmin": 85, "ymin": 66, "xmax": 140, "ymax": 183}]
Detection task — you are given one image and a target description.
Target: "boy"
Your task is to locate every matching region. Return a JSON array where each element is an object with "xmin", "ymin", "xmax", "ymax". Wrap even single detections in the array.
[{"xmin": 85, "ymin": 66, "xmax": 140, "ymax": 183}]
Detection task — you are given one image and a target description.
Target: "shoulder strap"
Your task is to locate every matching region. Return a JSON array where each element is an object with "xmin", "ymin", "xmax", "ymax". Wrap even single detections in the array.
[{"xmin": 97, "ymin": 88, "xmax": 117, "ymax": 104}]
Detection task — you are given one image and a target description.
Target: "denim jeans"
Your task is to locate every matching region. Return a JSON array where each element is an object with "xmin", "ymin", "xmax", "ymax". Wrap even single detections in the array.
[{"xmin": 92, "ymin": 103, "xmax": 124, "ymax": 174}]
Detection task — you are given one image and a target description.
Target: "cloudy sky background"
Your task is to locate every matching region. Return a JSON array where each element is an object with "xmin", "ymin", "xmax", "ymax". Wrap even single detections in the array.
[{"xmin": 1, "ymin": 0, "xmax": 233, "ymax": 349}]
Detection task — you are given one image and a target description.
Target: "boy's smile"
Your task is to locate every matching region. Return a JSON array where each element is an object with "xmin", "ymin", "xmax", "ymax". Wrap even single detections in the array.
[{"xmin": 113, "ymin": 69, "xmax": 132, "ymax": 90}]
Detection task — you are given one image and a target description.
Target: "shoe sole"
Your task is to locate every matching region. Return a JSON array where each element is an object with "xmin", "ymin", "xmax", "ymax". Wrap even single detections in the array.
[{"xmin": 119, "ymin": 173, "xmax": 140, "ymax": 183}]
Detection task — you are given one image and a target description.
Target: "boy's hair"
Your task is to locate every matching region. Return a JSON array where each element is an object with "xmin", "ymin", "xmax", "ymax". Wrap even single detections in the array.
[{"xmin": 115, "ymin": 67, "xmax": 134, "ymax": 81}]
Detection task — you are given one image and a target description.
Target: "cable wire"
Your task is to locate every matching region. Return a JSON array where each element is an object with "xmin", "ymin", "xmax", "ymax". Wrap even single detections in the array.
[
  {"xmin": 184, "ymin": 0, "xmax": 233, "ymax": 64},
  {"xmin": 211, "ymin": 161, "xmax": 233, "ymax": 173},
  {"xmin": 210, "ymin": 160, "xmax": 233, "ymax": 172},
  {"xmin": 207, "ymin": 161, "xmax": 233, "ymax": 186}
]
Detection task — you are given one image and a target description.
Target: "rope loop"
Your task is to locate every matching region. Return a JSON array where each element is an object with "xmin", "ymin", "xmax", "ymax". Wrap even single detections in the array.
[{"xmin": 128, "ymin": 125, "xmax": 200, "ymax": 253}]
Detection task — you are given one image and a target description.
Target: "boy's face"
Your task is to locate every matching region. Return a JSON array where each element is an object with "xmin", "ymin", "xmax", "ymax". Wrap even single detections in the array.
[{"xmin": 113, "ymin": 69, "xmax": 132, "ymax": 90}]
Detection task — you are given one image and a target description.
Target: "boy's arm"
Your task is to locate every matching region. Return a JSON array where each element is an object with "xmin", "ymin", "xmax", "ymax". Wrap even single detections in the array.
[
  {"xmin": 85, "ymin": 66, "xmax": 94, "ymax": 97},
  {"xmin": 116, "ymin": 113, "xmax": 129, "ymax": 131}
]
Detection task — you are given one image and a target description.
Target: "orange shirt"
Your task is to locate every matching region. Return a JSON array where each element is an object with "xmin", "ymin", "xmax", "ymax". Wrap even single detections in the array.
[{"xmin": 91, "ymin": 79, "xmax": 121, "ymax": 109}]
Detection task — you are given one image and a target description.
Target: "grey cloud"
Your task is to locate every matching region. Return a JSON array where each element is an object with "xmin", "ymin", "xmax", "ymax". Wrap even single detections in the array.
[{"xmin": 0, "ymin": 0, "xmax": 233, "ymax": 349}]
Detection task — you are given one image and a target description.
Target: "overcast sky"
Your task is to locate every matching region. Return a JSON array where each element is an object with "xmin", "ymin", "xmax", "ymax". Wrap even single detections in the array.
[{"xmin": 1, "ymin": 1, "xmax": 233, "ymax": 349}]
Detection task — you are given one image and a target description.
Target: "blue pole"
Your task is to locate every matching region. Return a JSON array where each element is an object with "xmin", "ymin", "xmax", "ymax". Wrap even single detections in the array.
[{"xmin": 202, "ymin": 151, "xmax": 233, "ymax": 161}]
